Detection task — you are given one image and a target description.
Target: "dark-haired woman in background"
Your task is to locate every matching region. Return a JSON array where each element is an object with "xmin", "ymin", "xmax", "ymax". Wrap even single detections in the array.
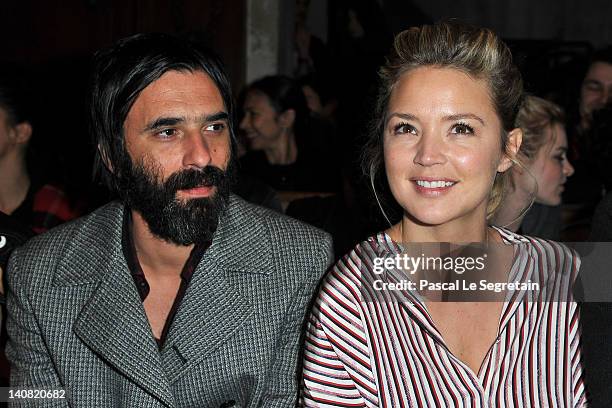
[{"xmin": 239, "ymin": 75, "xmax": 339, "ymax": 193}]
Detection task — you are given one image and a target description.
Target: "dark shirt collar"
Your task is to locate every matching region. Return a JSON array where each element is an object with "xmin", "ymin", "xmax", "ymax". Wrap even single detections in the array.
[{"xmin": 121, "ymin": 209, "xmax": 209, "ymax": 301}]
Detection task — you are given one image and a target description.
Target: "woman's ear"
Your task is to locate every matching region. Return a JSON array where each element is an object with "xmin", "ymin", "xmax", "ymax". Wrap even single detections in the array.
[
  {"xmin": 13, "ymin": 122, "xmax": 32, "ymax": 145},
  {"xmin": 278, "ymin": 109, "xmax": 296, "ymax": 129},
  {"xmin": 497, "ymin": 128, "xmax": 523, "ymax": 173}
]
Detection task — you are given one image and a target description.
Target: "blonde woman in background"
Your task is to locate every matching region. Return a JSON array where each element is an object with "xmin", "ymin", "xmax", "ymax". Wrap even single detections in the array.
[{"xmin": 493, "ymin": 96, "xmax": 575, "ymax": 236}]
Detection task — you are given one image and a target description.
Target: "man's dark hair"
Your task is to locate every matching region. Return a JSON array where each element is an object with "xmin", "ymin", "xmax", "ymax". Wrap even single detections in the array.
[
  {"xmin": 89, "ymin": 32, "xmax": 236, "ymax": 194},
  {"xmin": 590, "ymin": 46, "xmax": 612, "ymax": 67}
]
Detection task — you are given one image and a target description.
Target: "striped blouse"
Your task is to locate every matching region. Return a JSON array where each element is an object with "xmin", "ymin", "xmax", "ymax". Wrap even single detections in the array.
[{"xmin": 302, "ymin": 228, "xmax": 587, "ymax": 407}]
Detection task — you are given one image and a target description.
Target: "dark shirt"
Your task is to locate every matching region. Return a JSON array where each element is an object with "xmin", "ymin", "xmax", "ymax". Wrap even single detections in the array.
[
  {"xmin": 240, "ymin": 121, "xmax": 340, "ymax": 193},
  {"xmin": 518, "ymin": 203, "xmax": 561, "ymax": 240},
  {"xmin": 121, "ymin": 209, "xmax": 209, "ymax": 349},
  {"xmin": 239, "ymin": 148, "xmax": 339, "ymax": 192}
]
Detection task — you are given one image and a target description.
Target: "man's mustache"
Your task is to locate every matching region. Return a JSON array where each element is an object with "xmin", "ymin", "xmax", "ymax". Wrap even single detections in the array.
[{"xmin": 165, "ymin": 166, "xmax": 227, "ymax": 191}]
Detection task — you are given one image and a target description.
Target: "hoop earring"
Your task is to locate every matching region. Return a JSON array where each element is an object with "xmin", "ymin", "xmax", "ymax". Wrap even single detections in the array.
[
  {"xmin": 370, "ymin": 164, "xmax": 393, "ymax": 228},
  {"xmin": 497, "ymin": 156, "xmax": 539, "ymax": 229}
]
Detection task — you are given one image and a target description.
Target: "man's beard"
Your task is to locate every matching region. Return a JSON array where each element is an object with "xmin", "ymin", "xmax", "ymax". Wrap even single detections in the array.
[{"xmin": 116, "ymin": 156, "xmax": 233, "ymax": 246}]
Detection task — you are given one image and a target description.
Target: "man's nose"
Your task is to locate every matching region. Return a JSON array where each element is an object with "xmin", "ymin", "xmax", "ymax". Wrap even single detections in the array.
[
  {"xmin": 183, "ymin": 131, "xmax": 212, "ymax": 168},
  {"xmin": 413, "ymin": 133, "xmax": 446, "ymax": 166}
]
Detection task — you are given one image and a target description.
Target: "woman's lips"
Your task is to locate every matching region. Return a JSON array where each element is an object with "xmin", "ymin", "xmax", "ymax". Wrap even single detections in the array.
[{"xmin": 411, "ymin": 178, "xmax": 458, "ymax": 196}]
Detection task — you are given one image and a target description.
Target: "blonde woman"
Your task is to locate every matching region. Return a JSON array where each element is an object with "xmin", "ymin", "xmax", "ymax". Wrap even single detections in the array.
[{"xmin": 302, "ymin": 21, "xmax": 586, "ymax": 407}]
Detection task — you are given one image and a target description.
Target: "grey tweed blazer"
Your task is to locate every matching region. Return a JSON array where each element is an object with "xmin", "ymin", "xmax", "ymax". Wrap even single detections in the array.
[{"xmin": 6, "ymin": 195, "xmax": 332, "ymax": 407}]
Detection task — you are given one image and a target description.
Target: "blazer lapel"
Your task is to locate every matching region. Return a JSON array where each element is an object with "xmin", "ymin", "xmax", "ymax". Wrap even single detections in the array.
[
  {"xmin": 66, "ymin": 203, "xmax": 175, "ymax": 407},
  {"xmin": 161, "ymin": 258, "xmax": 254, "ymax": 383}
]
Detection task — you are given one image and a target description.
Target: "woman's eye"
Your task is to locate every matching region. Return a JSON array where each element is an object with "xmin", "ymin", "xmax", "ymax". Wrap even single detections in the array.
[
  {"xmin": 393, "ymin": 122, "xmax": 417, "ymax": 135},
  {"xmin": 450, "ymin": 123, "xmax": 474, "ymax": 134}
]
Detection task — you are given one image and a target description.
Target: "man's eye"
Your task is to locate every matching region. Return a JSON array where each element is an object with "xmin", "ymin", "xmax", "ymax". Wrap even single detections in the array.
[
  {"xmin": 157, "ymin": 128, "xmax": 177, "ymax": 138},
  {"xmin": 450, "ymin": 123, "xmax": 474, "ymax": 135},
  {"xmin": 206, "ymin": 123, "xmax": 226, "ymax": 132},
  {"xmin": 584, "ymin": 83, "xmax": 603, "ymax": 92},
  {"xmin": 393, "ymin": 122, "xmax": 417, "ymax": 135}
]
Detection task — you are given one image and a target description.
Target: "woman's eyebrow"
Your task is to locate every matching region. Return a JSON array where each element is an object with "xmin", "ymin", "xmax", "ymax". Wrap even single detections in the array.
[
  {"xmin": 386, "ymin": 112, "xmax": 418, "ymax": 124},
  {"xmin": 443, "ymin": 113, "xmax": 485, "ymax": 126},
  {"xmin": 385, "ymin": 112, "xmax": 486, "ymax": 126}
]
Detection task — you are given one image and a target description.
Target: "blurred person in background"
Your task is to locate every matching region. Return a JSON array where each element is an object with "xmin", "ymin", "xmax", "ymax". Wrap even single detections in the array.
[
  {"xmin": 0, "ymin": 69, "xmax": 81, "ymax": 233},
  {"xmin": 563, "ymin": 47, "xmax": 612, "ymax": 221},
  {"xmin": 299, "ymin": 73, "xmax": 338, "ymax": 124},
  {"xmin": 578, "ymin": 47, "xmax": 612, "ymax": 133},
  {"xmin": 239, "ymin": 75, "xmax": 339, "ymax": 193},
  {"xmin": 493, "ymin": 96, "xmax": 574, "ymax": 239}
]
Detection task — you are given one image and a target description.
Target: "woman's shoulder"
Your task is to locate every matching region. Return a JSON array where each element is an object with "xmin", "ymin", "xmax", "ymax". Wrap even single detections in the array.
[
  {"xmin": 494, "ymin": 225, "xmax": 577, "ymax": 256},
  {"xmin": 494, "ymin": 226, "xmax": 580, "ymax": 283},
  {"xmin": 337, "ymin": 232, "xmax": 396, "ymax": 263},
  {"xmin": 325, "ymin": 232, "xmax": 396, "ymax": 284}
]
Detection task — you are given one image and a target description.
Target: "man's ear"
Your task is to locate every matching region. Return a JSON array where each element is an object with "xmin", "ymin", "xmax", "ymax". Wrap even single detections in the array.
[
  {"xmin": 13, "ymin": 122, "xmax": 32, "ymax": 146},
  {"xmin": 278, "ymin": 109, "xmax": 296, "ymax": 129},
  {"xmin": 97, "ymin": 144, "xmax": 114, "ymax": 173},
  {"xmin": 497, "ymin": 127, "xmax": 523, "ymax": 173}
]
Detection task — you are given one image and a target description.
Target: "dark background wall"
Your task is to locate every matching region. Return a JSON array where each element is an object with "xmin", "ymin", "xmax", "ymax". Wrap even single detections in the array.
[
  {"xmin": 408, "ymin": 0, "xmax": 612, "ymax": 47},
  {"xmin": 0, "ymin": 0, "xmax": 609, "ymax": 207},
  {"xmin": 1, "ymin": 0, "xmax": 246, "ymax": 87},
  {"xmin": 0, "ymin": 0, "xmax": 246, "ymax": 204}
]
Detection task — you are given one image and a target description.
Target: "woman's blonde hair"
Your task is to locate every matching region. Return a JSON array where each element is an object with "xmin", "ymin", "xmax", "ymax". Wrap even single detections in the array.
[
  {"xmin": 515, "ymin": 95, "xmax": 565, "ymax": 162},
  {"xmin": 362, "ymin": 20, "xmax": 525, "ymax": 222}
]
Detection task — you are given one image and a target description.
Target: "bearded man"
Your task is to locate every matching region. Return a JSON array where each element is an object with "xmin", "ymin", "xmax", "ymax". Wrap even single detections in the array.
[{"xmin": 4, "ymin": 33, "xmax": 332, "ymax": 407}]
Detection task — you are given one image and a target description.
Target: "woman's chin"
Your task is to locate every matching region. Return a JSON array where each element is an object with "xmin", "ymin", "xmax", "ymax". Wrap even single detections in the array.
[
  {"xmin": 535, "ymin": 196, "xmax": 562, "ymax": 207},
  {"xmin": 403, "ymin": 210, "xmax": 454, "ymax": 229}
]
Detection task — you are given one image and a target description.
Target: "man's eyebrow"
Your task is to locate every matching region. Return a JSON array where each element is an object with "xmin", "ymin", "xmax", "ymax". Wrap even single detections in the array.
[
  {"xmin": 583, "ymin": 79, "xmax": 603, "ymax": 86},
  {"xmin": 143, "ymin": 117, "xmax": 184, "ymax": 132},
  {"xmin": 204, "ymin": 111, "xmax": 229, "ymax": 122},
  {"xmin": 443, "ymin": 113, "xmax": 485, "ymax": 126},
  {"xmin": 142, "ymin": 112, "xmax": 229, "ymax": 132}
]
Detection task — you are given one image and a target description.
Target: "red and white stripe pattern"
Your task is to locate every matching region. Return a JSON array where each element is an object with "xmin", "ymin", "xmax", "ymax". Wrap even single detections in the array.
[{"xmin": 303, "ymin": 228, "xmax": 587, "ymax": 407}]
